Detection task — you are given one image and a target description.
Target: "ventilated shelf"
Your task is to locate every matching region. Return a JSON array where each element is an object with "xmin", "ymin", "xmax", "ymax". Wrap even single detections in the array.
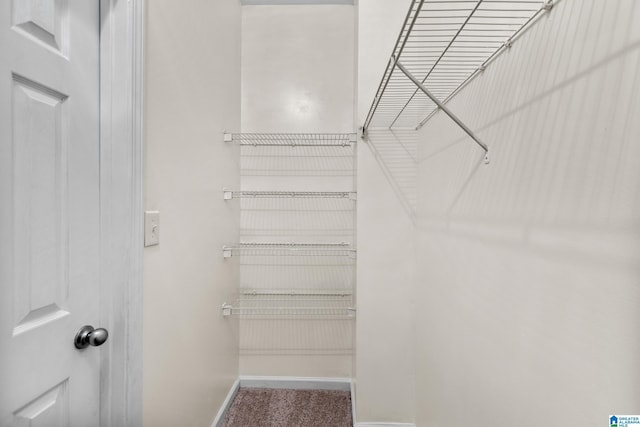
[
  {"xmin": 224, "ymin": 132, "xmax": 357, "ymax": 147},
  {"xmin": 223, "ymin": 242, "xmax": 356, "ymax": 258},
  {"xmin": 222, "ymin": 290, "xmax": 356, "ymax": 317},
  {"xmin": 363, "ymin": 0, "xmax": 555, "ymax": 161},
  {"xmin": 224, "ymin": 190, "xmax": 357, "ymax": 200}
]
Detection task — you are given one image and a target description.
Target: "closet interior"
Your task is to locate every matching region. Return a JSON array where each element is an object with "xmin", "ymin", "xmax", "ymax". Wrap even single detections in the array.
[{"xmin": 141, "ymin": 0, "xmax": 640, "ymax": 425}]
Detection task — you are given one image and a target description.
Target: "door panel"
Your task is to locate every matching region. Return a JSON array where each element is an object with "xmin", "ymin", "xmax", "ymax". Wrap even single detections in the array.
[
  {"xmin": 12, "ymin": 74, "xmax": 69, "ymax": 337},
  {"xmin": 13, "ymin": 380, "xmax": 69, "ymax": 427},
  {"xmin": 12, "ymin": 0, "xmax": 69, "ymax": 57},
  {"xmin": 0, "ymin": 0, "xmax": 101, "ymax": 426}
]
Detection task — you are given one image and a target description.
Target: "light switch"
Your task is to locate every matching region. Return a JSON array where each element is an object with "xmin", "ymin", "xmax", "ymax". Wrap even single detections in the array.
[{"xmin": 144, "ymin": 211, "xmax": 160, "ymax": 247}]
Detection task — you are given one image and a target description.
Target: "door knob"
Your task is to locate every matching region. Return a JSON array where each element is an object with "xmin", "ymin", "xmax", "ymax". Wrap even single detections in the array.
[{"xmin": 74, "ymin": 325, "xmax": 109, "ymax": 349}]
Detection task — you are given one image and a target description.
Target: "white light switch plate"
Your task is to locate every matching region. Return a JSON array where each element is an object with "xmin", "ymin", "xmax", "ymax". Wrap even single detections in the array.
[{"xmin": 144, "ymin": 211, "xmax": 160, "ymax": 247}]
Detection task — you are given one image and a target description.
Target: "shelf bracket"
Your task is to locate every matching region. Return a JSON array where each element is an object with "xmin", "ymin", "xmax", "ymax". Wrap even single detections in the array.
[
  {"xmin": 359, "ymin": 126, "xmax": 368, "ymax": 141},
  {"xmin": 222, "ymin": 246, "xmax": 232, "ymax": 258},
  {"xmin": 222, "ymin": 303, "xmax": 232, "ymax": 317},
  {"xmin": 395, "ymin": 59, "xmax": 490, "ymax": 164}
]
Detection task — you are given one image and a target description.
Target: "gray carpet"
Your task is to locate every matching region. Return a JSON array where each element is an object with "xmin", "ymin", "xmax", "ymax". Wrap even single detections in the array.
[{"xmin": 223, "ymin": 388, "xmax": 352, "ymax": 427}]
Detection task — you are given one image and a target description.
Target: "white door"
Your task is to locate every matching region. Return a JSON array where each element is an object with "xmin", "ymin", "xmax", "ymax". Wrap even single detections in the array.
[{"xmin": 0, "ymin": 0, "xmax": 103, "ymax": 425}]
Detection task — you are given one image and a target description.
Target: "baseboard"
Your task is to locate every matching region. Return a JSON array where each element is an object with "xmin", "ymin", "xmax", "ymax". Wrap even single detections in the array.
[
  {"xmin": 211, "ymin": 378, "xmax": 240, "ymax": 427},
  {"xmin": 238, "ymin": 375, "xmax": 352, "ymax": 391},
  {"xmin": 354, "ymin": 424, "xmax": 416, "ymax": 427},
  {"xmin": 350, "ymin": 381, "xmax": 356, "ymax": 427},
  {"xmin": 211, "ymin": 376, "xmax": 413, "ymax": 427}
]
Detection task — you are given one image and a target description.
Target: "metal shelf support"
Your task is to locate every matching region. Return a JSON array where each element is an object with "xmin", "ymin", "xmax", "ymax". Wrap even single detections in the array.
[{"xmin": 395, "ymin": 59, "xmax": 490, "ymax": 164}]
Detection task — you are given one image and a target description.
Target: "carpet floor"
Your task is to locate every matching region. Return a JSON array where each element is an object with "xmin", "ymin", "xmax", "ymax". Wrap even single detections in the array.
[{"xmin": 222, "ymin": 388, "xmax": 352, "ymax": 427}]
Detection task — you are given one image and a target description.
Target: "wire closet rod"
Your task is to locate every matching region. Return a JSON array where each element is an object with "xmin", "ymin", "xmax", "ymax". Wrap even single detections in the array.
[
  {"xmin": 416, "ymin": 0, "xmax": 555, "ymax": 129},
  {"xmin": 388, "ymin": 0, "xmax": 485, "ymax": 129},
  {"xmin": 363, "ymin": 0, "xmax": 555, "ymax": 140}
]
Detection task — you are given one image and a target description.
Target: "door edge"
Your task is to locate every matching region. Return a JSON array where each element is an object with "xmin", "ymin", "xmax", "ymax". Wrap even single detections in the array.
[{"xmin": 99, "ymin": 0, "xmax": 145, "ymax": 425}]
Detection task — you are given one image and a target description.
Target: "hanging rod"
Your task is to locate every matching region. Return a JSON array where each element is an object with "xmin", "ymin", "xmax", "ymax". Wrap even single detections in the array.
[
  {"xmin": 224, "ymin": 132, "xmax": 357, "ymax": 147},
  {"xmin": 223, "ymin": 190, "xmax": 357, "ymax": 200},
  {"xmin": 416, "ymin": 0, "xmax": 555, "ymax": 130},
  {"xmin": 363, "ymin": 0, "xmax": 554, "ymax": 132}
]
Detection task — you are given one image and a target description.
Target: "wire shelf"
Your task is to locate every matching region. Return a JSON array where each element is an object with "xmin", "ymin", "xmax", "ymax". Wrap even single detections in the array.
[
  {"xmin": 224, "ymin": 190, "xmax": 357, "ymax": 200},
  {"xmin": 223, "ymin": 242, "xmax": 356, "ymax": 258},
  {"xmin": 364, "ymin": 0, "xmax": 553, "ymax": 131},
  {"xmin": 225, "ymin": 133, "xmax": 357, "ymax": 147},
  {"xmin": 222, "ymin": 290, "xmax": 356, "ymax": 317}
]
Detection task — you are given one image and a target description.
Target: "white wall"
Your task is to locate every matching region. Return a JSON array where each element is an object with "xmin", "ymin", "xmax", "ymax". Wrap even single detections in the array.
[
  {"xmin": 415, "ymin": 1, "xmax": 640, "ymax": 426},
  {"xmin": 143, "ymin": 1, "xmax": 241, "ymax": 426},
  {"xmin": 355, "ymin": 144, "xmax": 417, "ymax": 423},
  {"xmin": 357, "ymin": 0, "xmax": 411, "ymax": 126},
  {"xmin": 356, "ymin": 0, "xmax": 416, "ymax": 424},
  {"xmin": 241, "ymin": 5, "xmax": 355, "ymax": 134},
  {"xmin": 240, "ymin": 4, "xmax": 356, "ymax": 377}
]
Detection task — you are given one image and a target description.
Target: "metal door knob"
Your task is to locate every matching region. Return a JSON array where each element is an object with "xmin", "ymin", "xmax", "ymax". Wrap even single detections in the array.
[{"xmin": 74, "ymin": 325, "xmax": 109, "ymax": 349}]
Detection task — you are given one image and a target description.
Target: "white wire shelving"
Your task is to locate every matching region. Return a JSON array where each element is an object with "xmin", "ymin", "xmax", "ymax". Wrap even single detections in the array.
[
  {"xmin": 363, "ymin": 0, "xmax": 556, "ymax": 162},
  {"xmin": 222, "ymin": 242, "xmax": 356, "ymax": 258},
  {"xmin": 223, "ymin": 132, "xmax": 356, "ymax": 327},
  {"xmin": 223, "ymin": 190, "xmax": 357, "ymax": 200},
  {"xmin": 224, "ymin": 132, "xmax": 357, "ymax": 147},
  {"xmin": 222, "ymin": 289, "xmax": 356, "ymax": 318}
]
